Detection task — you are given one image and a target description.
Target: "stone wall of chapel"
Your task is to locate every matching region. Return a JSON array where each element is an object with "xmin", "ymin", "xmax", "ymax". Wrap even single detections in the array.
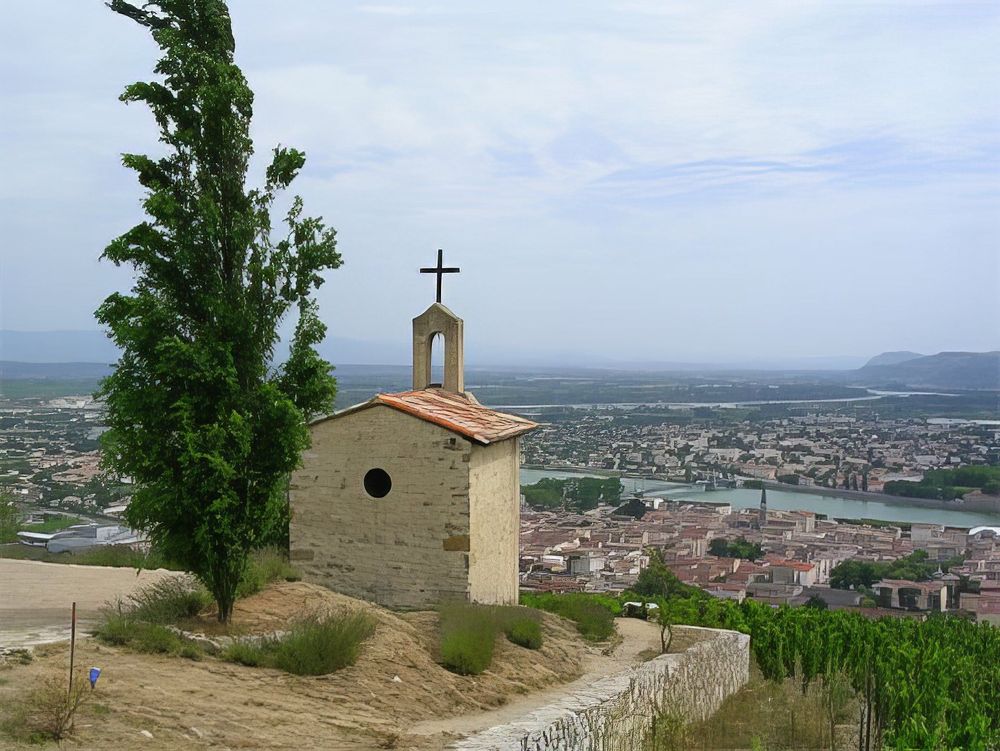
[
  {"xmin": 468, "ymin": 438, "xmax": 520, "ymax": 605},
  {"xmin": 289, "ymin": 405, "xmax": 473, "ymax": 609}
]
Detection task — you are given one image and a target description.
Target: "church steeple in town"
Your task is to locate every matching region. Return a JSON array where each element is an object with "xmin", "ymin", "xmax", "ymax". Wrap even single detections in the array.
[{"xmin": 758, "ymin": 486, "xmax": 767, "ymax": 528}]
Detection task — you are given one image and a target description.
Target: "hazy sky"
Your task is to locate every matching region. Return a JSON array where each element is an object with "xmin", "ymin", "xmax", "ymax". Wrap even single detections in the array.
[{"xmin": 1, "ymin": 1, "xmax": 998, "ymax": 364}]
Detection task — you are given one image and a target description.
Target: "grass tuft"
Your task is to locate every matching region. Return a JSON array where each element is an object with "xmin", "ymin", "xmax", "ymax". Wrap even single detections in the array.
[
  {"xmin": 520, "ymin": 593, "xmax": 615, "ymax": 641},
  {"xmin": 221, "ymin": 612, "xmax": 376, "ymax": 676},
  {"xmin": 439, "ymin": 604, "xmax": 496, "ymax": 676},
  {"xmin": 126, "ymin": 577, "xmax": 212, "ymax": 624},
  {"xmin": 437, "ymin": 603, "xmax": 544, "ymax": 675},
  {"xmin": 0, "ymin": 672, "xmax": 92, "ymax": 743},
  {"xmin": 503, "ymin": 617, "xmax": 543, "ymax": 650},
  {"xmin": 236, "ymin": 547, "xmax": 302, "ymax": 599},
  {"xmin": 93, "ymin": 576, "xmax": 209, "ymax": 658}
]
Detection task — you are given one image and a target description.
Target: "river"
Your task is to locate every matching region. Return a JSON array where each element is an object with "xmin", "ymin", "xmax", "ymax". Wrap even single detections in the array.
[
  {"xmin": 504, "ymin": 389, "xmax": 959, "ymax": 411},
  {"xmin": 520, "ymin": 468, "xmax": 1000, "ymax": 528}
]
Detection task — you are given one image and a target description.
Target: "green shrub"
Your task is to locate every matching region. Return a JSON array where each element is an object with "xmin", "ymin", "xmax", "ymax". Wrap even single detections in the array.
[
  {"xmin": 504, "ymin": 617, "xmax": 542, "ymax": 650},
  {"xmin": 519, "ymin": 593, "xmax": 616, "ymax": 641},
  {"xmin": 93, "ymin": 577, "xmax": 208, "ymax": 657},
  {"xmin": 236, "ymin": 547, "xmax": 301, "ymax": 599},
  {"xmin": 221, "ymin": 639, "xmax": 267, "ymax": 668},
  {"xmin": 438, "ymin": 603, "xmax": 497, "ymax": 675},
  {"xmin": 221, "ymin": 612, "xmax": 376, "ymax": 675},
  {"xmin": 271, "ymin": 613, "xmax": 375, "ymax": 675},
  {"xmin": 128, "ymin": 623, "xmax": 186, "ymax": 654},
  {"xmin": 440, "ymin": 625, "xmax": 495, "ymax": 675},
  {"xmin": 92, "ymin": 611, "xmax": 133, "ymax": 646},
  {"xmin": 2, "ymin": 672, "xmax": 92, "ymax": 743},
  {"xmin": 127, "ymin": 577, "xmax": 211, "ymax": 623}
]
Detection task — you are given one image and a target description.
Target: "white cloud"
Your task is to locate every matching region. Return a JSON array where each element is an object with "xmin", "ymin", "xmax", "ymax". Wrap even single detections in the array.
[{"xmin": 0, "ymin": 0, "xmax": 997, "ymax": 359}]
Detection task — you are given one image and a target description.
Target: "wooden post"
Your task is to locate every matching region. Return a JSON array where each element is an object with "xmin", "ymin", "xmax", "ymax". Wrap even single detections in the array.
[{"xmin": 68, "ymin": 602, "xmax": 77, "ymax": 696}]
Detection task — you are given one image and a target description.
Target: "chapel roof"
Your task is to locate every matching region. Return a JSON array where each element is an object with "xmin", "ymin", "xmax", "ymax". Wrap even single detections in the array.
[{"xmin": 316, "ymin": 388, "xmax": 539, "ymax": 445}]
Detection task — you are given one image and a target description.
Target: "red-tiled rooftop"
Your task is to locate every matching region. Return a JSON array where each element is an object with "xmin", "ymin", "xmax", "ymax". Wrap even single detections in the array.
[{"xmin": 321, "ymin": 388, "xmax": 539, "ymax": 445}]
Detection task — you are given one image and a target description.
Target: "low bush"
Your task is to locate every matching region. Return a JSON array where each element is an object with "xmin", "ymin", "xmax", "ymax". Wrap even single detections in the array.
[
  {"xmin": 439, "ymin": 604, "xmax": 496, "ymax": 676},
  {"xmin": 221, "ymin": 612, "xmax": 376, "ymax": 676},
  {"xmin": 1, "ymin": 672, "xmax": 92, "ymax": 743},
  {"xmin": 504, "ymin": 617, "xmax": 542, "ymax": 650},
  {"xmin": 520, "ymin": 593, "xmax": 616, "ymax": 641},
  {"xmin": 488, "ymin": 605, "xmax": 543, "ymax": 650},
  {"xmin": 129, "ymin": 623, "xmax": 187, "ymax": 654},
  {"xmin": 94, "ymin": 614, "xmax": 190, "ymax": 655},
  {"xmin": 236, "ymin": 547, "xmax": 302, "ymax": 599},
  {"xmin": 127, "ymin": 576, "xmax": 212, "ymax": 624},
  {"xmin": 93, "ymin": 611, "xmax": 134, "ymax": 646},
  {"xmin": 93, "ymin": 576, "xmax": 209, "ymax": 657},
  {"xmin": 271, "ymin": 613, "xmax": 375, "ymax": 675},
  {"xmin": 437, "ymin": 603, "xmax": 544, "ymax": 674},
  {"xmin": 221, "ymin": 639, "xmax": 268, "ymax": 668}
]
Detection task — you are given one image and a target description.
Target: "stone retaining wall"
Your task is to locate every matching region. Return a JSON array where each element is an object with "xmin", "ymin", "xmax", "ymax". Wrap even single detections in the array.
[{"xmin": 451, "ymin": 626, "xmax": 750, "ymax": 751}]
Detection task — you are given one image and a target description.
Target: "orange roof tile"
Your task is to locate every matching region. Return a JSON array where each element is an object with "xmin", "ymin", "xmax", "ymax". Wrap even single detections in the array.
[{"xmin": 320, "ymin": 388, "xmax": 539, "ymax": 445}]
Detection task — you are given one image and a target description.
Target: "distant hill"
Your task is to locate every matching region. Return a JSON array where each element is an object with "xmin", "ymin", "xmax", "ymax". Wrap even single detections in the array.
[
  {"xmin": 0, "ymin": 361, "xmax": 114, "ymax": 379},
  {"xmin": 863, "ymin": 351, "xmax": 924, "ymax": 368},
  {"xmin": 855, "ymin": 351, "xmax": 1000, "ymax": 391},
  {"xmin": 0, "ymin": 330, "xmax": 119, "ymax": 364}
]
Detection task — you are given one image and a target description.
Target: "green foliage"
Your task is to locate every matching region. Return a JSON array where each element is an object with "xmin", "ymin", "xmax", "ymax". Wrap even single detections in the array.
[
  {"xmin": 436, "ymin": 604, "xmax": 545, "ymax": 673},
  {"xmin": 708, "ymin": 537, "xmax": 762, "ymax": 560},
  {"xmin": 830, "ymin": 550, "xmax": 945, "ymax": 590},
  {"xmin": 437, "ymin": 603, "xmax": 497, "ymax": 675},
  {"xmin": 803, "ymin": 595, "xmax": 828, "ymax": 610},
  {"xmin": 651, "ymin": 669, "xmax": 855, "ymax": 751},
  {"xmin": 220, "ymin": 639, "xmax": 266, "ymax": 667},
  {"xmin": 270, "ymin": 614, "xmax": 375, "ymax": 675},
  {"xmin": 236, "ymin": 546, "xmax": 301, "ymax": 599},
  {"xmin": 1, "ymin": 672, "xmax": 93, "ymax": 743},
  {"xmin": 885, "ymin": 466, "xmax": 1000, "ymax": 501},
  {"xmin": 98, "ymin": 0, "xmax": 342, "ymax": 623},
  {"xmin": 222, "ymin": 613, "xmax": 376, "ymax": 675},
  {"xmin": 94, "ymin": 576, "xmax": 211, "ymax": 656},
  {"xmin": 502, "ymin": 614, "xmax": 543, "ymax": 650},
  {"xmin": 519, "ymin": 592, "xmax": 616, "ymax": 641},
  {"xmin": 520, "ymin": 476, "xmax": 622, "ymax": 512},
  {"xmin": 634, "ymin": 549, "xmax": 705, "ymax": 599},
  {"xmin": 95, "ymin": 613, "xmax": 192, "ymax": 656},
  {"xmin": 651, "ymin": 596, "xmax": 1000, "ymax": 749},
  {"xmin": 611, "ymin": 497, "xmax": 648, "ymax": 519},
  {"xmin": 125, "ymin": 577, "xmax": 212, "ymax": 624}
]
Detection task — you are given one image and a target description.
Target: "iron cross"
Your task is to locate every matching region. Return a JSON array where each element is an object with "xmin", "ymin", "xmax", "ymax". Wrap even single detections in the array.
[{"xmin": 420, "ymin": 248, "xmax": 460, "ymax": 303}]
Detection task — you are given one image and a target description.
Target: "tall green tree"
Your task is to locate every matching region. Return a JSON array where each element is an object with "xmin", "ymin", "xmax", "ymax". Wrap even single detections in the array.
[{"xmin": 98, "ymin": 0, "xmax": 341, "ymax": 622}]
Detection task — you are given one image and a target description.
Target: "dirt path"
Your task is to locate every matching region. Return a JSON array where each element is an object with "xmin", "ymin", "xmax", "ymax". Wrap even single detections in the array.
[
  {"xmin": 407, "ymin": 617, "xmax": 663, "ymax": 742},
  {"xmin": 0, "ymin": 558, "xmax": 181, "ymax": 648}
]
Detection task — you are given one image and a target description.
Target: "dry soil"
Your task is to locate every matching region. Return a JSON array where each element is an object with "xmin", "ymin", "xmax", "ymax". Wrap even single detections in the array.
[{"xmin": 0, "ymin": 567, "xmax": 664, "ymax": 750}]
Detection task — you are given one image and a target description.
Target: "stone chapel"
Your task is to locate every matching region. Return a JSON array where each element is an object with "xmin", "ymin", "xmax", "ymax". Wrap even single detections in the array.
[{"xmin": 288, "ymin": 263, "xmax": 538, "ymax": 610}]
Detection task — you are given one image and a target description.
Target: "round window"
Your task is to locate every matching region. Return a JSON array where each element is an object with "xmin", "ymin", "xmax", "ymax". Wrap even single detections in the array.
[{"xmin": 364, "ymin": 468, "xmax": 392, "ymax": 498}]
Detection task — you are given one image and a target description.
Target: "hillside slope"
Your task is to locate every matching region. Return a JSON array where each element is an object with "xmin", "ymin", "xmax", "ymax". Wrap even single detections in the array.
[
  {"xmin": 855, "ymin": 351, "xmax": 1000, "ymax": 390},
  {"xmin": 862, "ymin": 351, "xmax": 924, "ymax": 368},
  {"xmin": 0, "ymin": 580, "xmax": 598, "ymax": 750}
]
